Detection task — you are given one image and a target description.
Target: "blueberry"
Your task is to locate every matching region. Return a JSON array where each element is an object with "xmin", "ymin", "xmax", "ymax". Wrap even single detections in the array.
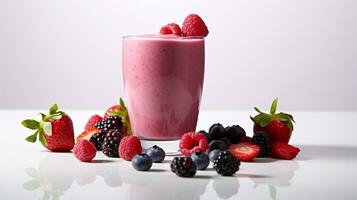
[
  {"xmin": 191, "ymin": 152, "xmax": 210, "ymax": 170},
  {"xmin": 209, "ymin": 123, "xmax": 226, "ymax": 140},
  {"xmin": 226, "ymin": 125, "xmax": 246, "ymax": 143},
  {"xmin": 208, "ymin": 140, "xmax": 228, "ymax": 152},
  {"xmin": 132, "ymin": 153, "xmax": 153, "ymax": 171},
  {"xmin": 220, "ymin": 137, "xmax": 232, "ymax": 148},
  {"xmin": 199, "ymin": 130, "xmax": 212, "ymax": 143},
  {"xmin": 146, "ymin": 145, "xmax": 165, "ymax": 163},
  {"xmin": 208, "ymin": 149, "xmax": 222, "ymax": 162}
]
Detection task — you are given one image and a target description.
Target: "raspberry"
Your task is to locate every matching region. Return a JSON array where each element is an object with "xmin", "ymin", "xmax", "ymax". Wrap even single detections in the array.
[
  {"xmin": 239, "ymin": 136, "xmax": 251, "ymax": 143},
  {"xmin": 270, "ymin": 142, "xmax": 300, "ymax": 160},
  {"xmin": 159, "ymin": 23, "xmax": 182, "ymax": 36},
  {"xmin": 179, "ymin": 132, "xmax": 208, "ymax": 156},
  {"xmin": 182, "ymin": 14, "xmax": 209, "ymax": 37},
  {"xmin": 73, "ymin": 140, "xmax": 97, "ymax": 162},
  {"xmin": 84, "ymin": 115, "xmax": 103, "ymax": 131},
  {"xmin": 119, "ymin": 136, "xmax": 142, "ymax": 161}
]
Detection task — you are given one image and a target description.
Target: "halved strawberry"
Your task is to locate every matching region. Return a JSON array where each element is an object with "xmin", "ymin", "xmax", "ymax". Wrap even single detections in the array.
[
  {"xmin": 84, "ymin": 115, "xmax": 103, "ymax": 131},
  {"xmin": 229, "ymin": 142, "xmax": 260, "ymax": 162},
  {"xmin": 76, "ymin": 128, "xmax": 100, "ymax": 142}
]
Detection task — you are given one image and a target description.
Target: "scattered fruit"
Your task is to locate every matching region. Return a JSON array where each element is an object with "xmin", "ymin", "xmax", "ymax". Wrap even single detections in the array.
[
  {"xmin": 146, "ymin": 145, "xmax": 165, "ymax": 163},
  {"xmin": 270, "ymin": 142, "xmax": 300, "ymax": 160},
  {"xmin": 22, "ymin": 104, "xmax": 75, "ymax": 152},
  {"xmin": 208, "ymin": 123, "xmax": 226, "ymax": 140},
  {"xmin": 191, "ymin": 152, "xmax": 210, "ymax": 170},
  {"xmin": 182, "ymin": 14, "xmax": 209, "ymax": 37},
  {"xmin": 229, "ymin": 142, "xmax": 260, "ymax": 162},
  {"xmin": 250, "ymin": 131, "xmax": 270, "ymax": 157},
  {"xmin": 89, "ymin": 130, "xmax": 105, "ymax": 150},
  {"xmin": 208, "ymin": 149, "xmax": 222, "ymax": 162},
  {"xmin": 226, "ymin": 125, "xmax": 246, "ymax": 144},
  {"xmin": 199, "ymin": 130, "xmax": 212, "ymax": 143},
  {"xmin": 220, "ymin": 137, "xmax": 232, "ymax": 148},
  {"xmin": 103, "ymin": 98, "xmax": 132, "ymax": 135},
  {"xmin": 239, "ymin": 136, "xmax": 252, "ymax": 143},
  {"xmin": 95, "ymin": 115, "xmax": 123, "ymax": 132},
  {"xmin": 84, "ymin": 115, "xmax": 103, "ymax": 132},
  {"xmin": 179, "ymin": 132, "xmax": 208, "ymax": 156},
  {"xmin": 170, "ymin": 157, "xmax": 197, "ymax": 177},
  {"xmin": 207, "ymin": 140, "xmax": 228, "ymax": 153},
  {"xmin": 251, "ymin": 98, "xmax": 295, "ymax": 143},
  {"xmin": 159, "ymin": 23, "xmax": 182, "ymax": 36},
  {"xmin": 119, "ymin": 136, "xmax": 142, "ymax": 161},
  {"xmin": 102, "ymin": 129, "xmax": 123, "ymax": 158},
  {"xmin": 73, "ymin": 140, "xmax": 97, "ymax": 162},
  {"xmin": 213, "ymin": 151, "xmax": 240, "ymax": 176},
  {"xmin": 132, "ymin": 153, "xmax": 153, "ymax": 171},
  {"xmin": 76, "ymin": 128, "xmax": 100, "ymax": 142}
]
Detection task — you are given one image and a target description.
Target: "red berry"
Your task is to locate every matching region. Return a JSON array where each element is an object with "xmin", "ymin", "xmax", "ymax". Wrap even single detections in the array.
[
  {"xmin": 160, "ymin": 23, "xmax": 182, "ymax": 36},
  {"xmin": 76, "ymin": 128, "xmax": 100, "ymax": 142},
  {"xmin": 239, "ymin": 136, "xmax": 251, "ymax": 143},
  {"xmin": 84, "ymin": 115, "xmax": 103, "ymax": 131},
  {"xmin": 179, "ymin": 132, "xmax": 208, "ymax": 156},
  {"xmin": 119, "ymin": 136, "xmax": 142, "ymax": 161},
  {"xmin": 182, "ymin": 14, "xmax": 209, "ymax": 37},
  {"xmin": 73, "ymin": 140, "xmax": 97, "ymax": 162},
  {"xmin": 270, "ymin": 142, "xmax": 300, "ymax": 160},
  {"xmin": 229, "ymin": 142, "xmax": 260, "ymax": 162}
]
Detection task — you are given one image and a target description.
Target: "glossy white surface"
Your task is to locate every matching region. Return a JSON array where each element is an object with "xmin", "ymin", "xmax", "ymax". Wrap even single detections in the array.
[{"xmin": 1, "ymin": 110, "xmax": 357, "ymax": 200}]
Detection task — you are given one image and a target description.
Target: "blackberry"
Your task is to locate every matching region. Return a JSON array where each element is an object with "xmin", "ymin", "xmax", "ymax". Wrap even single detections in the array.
[
  {"xmin": 89, "ymin": 130, "xmax": 105, "ymax": 150},
  {"xmin": 102, "ymin": 129, "xmax": 123, "ymax": 158},
  {"xmin": 170, "ymin": 157, "xmax": 197, "ymax": 177},
  {"xmin": 250, "ymin": 131, "xmax": 270, "ymax": 157},
  {"xmin": 213, "ymin": 151, "xmax": 240, "ymax": 176},
  {"xmin": 95, "ymin": 115, "xmax": 123, "ymax": 132}
]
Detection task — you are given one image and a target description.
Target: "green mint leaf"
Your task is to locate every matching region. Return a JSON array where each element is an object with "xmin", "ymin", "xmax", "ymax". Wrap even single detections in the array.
[
  {"xmin": 39, "ymin": 132, "xmax": 48, "ymax": 147},
  {"xmin": 22, "ymin": 180, "xmax": 41, "ymax": 191},
  {"xmin": 270, "ymin": 98, "xmax": 278, "ymax": 115},
  {"xmin": 22, "ymin": 120, "xmax": 39, "ymax": 130},
  {"xmin": 42, "ymin": 122, "xmax": 52, "ymax": 136},
  {"xmin": 49, "ymin": 104, "xmax": 58, "ymax": 114},
  {"xmin": 25, "ymin": 168, "xmax": 38, "ymax": 179},
  {"xmin": 254, "ymin": 107, "xmax": 264, "ymax": 114},
  {"xmin": 25, "ymin": 131, "xmax": 38, "ymax": 143}
]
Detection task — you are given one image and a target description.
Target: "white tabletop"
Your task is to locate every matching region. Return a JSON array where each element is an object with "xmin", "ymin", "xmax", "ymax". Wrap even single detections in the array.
[{"xmin": 1, "ymin": 110, "xmax": 357, "ymax": 200}]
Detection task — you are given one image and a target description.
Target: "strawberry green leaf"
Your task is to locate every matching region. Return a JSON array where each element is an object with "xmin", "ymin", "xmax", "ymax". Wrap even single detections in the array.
[
  {"xmin": 49, "ymin": 104, "xmax": 58, "ymax": 114},
  {"xmin": 38, "ymin": 113, "xmax": 46, "ymax": 120},
  {"xmin": 39, "ymin": 132, "xmax": 48, "ymax": 147},
  {"xmin": 254, "ymin": 113, "xmax": 273, "ymax": 127},
  {"xmin": 120, "ymin": 98, "xmax": 127, "ymax": 110},
  {"xmin": 250, "ymin": 116, "xmax": 256, "ymax": 123},
  {"xmin": 42, "ymin": 122, "xmax": 52, "ymax": 136},
  {"xmin": 285, "ymin": 113, "xmax": 295, "ymax": 123},
  {"xmin": 25, "ymin": 131, "xmax": 38, "ymax": 143},
  {"xmin": 22, "ymin": 120, "xmax": 39, "ymax": 130},
  {"xmin": 46, "ymin": 113, "xmax": 62, "ymax": 121},
  {"xmin": 254, "ymin": 107, "xmax": 264, "ymax": 114},
  {"xmin": 286, "ymin": 120, "xmax": 294, "ymax": 131},
  {"xmin": 270, "ymin": 98, "xmax": 278, "ymax": 115}
]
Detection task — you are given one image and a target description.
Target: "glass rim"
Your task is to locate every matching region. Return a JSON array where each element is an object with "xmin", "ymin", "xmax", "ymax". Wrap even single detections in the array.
[{"xmin": 122, "ymin": 34, "xmax": 205, "ymax": 40}]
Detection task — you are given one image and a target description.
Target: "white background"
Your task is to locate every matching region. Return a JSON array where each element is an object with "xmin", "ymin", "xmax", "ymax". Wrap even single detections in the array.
[{"xmin": 1, "ymin": 0, "xmax": 356, "ymax": 110}]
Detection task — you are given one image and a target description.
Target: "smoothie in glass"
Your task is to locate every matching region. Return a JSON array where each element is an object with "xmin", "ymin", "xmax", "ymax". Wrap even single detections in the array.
[{"xmin": 122, "ymin": 34, "xmax": 205, "ymax": 140}]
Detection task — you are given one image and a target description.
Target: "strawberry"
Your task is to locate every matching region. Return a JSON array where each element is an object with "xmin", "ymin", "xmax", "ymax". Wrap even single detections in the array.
[
  {"xmin": 21, "ymin": 104, "xmax": 75, "ymax": 152},
  {"xmin": 270, "ymin": 142, "xmax": 300, "ymax": 160},
  {"xmin": 251, "ymin": 98, "xmax": 295, "ymax": 144},
  {"xmin": 84, "ymin": 115, "xmax": 103, "ymax": 131},
  {"xmin": 76, "ymin": 128, "xmax": 100, "ymax": 142},
  {"xmin": 229, "ymin": 142, "xmax": 260, "ymax": 162},
  {"xmin": 103, "ymin": 98, "xmax": 132, "ymax": 135}
]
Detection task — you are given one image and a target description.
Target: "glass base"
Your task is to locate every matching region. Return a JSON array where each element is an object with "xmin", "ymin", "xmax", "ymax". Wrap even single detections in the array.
[{"xmin": 141, "ymin": 139, "xmax": 182, "ymax": 155}]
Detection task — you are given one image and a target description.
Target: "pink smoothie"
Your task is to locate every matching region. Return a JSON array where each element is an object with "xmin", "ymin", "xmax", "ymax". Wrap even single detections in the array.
[{"xmin": 122, "ymin": 34, "xmax": 205, "ymax": 140}]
